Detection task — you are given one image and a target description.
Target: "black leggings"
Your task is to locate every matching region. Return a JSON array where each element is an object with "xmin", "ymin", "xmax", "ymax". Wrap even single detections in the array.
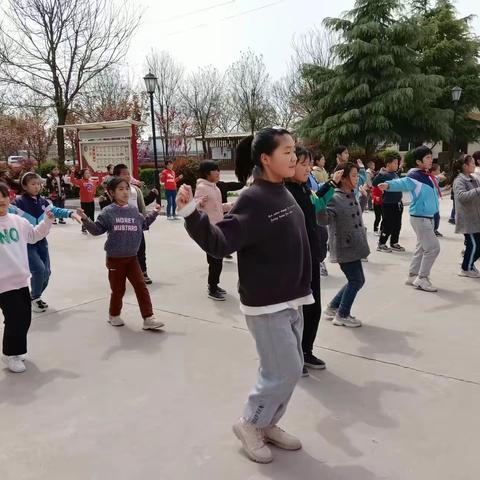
[
  {"xmin": 206, "ymin": 254, "xmax": 223, "ymax": 292},
  {"xmin": 373, "ymin": 205, "xmax": 383, "ymax": 232},
  {"xmin": 0, "ymin": 287, "xmax": 31, "ymax": 356},
  {"xmin": 81, "ymin": 202, "xmax": 95, "ymax": 231}
]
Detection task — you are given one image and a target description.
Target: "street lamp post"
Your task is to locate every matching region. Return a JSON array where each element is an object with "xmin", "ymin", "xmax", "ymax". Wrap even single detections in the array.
[
  {"xmin": 144, "ymin": 71, "xmax": 161, "ymax": 205},
  {"xmin": 451, "ymin": 86, "xmax": 463, "ymax": 164}
]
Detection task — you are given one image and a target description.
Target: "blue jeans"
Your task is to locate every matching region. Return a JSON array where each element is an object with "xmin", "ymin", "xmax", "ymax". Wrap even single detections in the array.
[
  {"xmin": 27, "ymin": 240, "xmax": 51, "ymax": 300},
  {"xmin": 166, "ymin": 190, "xmax": 176, "ymax": 217},
  {"xmin": 329, "ymin": 260, "xmax": 365, "ymax": 318}
]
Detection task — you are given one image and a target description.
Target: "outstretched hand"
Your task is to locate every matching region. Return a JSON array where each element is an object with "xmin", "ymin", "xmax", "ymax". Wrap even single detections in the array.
[
  {"xmin": 332, "ymin": 169, "xmax": 344, "ymax": 184},
  {"xmin": 76, "ymin": 208, "xmax": 87, "ymax": 220},
  {"xmin": 153, "ymin": 203, "xmax": 162, "ymax": 213},
  {"xmin": 378, "ymin": 183, "xmax": 389, "ymax": 191},
  {"xmin": 176, "ymin": 184, "xmax": 193, "ymax": 210},
  {"xmin": 45, "ymin": 211, "xmax": 55, "ymax": 220},
  {"xmin": 70, "ymin": 212, "xmax": 82, "ymax": 224}
]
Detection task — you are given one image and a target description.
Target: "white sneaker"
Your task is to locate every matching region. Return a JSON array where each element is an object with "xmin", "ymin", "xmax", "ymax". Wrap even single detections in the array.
[
  {"xmin": 323, "ymin": 305, "xmax": 338, "ymax": 321},
  {"xmin": 3, "ymin": 356, "xmax": 26, "ymax": 373},
  {"xmin": 143, "ymin": 316, "xmax": 165, "ymax": 330},
  {"xmin": 31, "ymin": 299, "xmax": 46, "ymax": 313},
  {"xmin": 361, "ymin": 257, "xmax": 369, "ymax": 263},
  {"xmin": 405, "ymin": 275, "xmax": 417, "ymax": 286},
  {"xmin": 377, "ymin": 244, "xmax": 392, "ymax": 253},
  {"xmin": 413, "ymin": 277, "xmax": 438, "ymax": 292},
  {"xmin": 458, "ymin": 269, "xmax": 480, "ymax": 278},
  {"xmin": 263, "ymin": 425, "xmax": 302, "ymax": 451},
  {"xmin": 333, "ymin": 314, "xmax": 362, "ymax": 328},
  {"xmin": 108, "ymin": 315, "xmax": 125, "ymax": 327},
  {"xmin": 233, "ymin": 419, "xmax": 273, "ymax": 464}
]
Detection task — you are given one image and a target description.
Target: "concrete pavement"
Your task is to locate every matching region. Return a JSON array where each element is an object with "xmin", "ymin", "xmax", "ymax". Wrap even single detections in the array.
[{"xmin": 0, "ymin": 195, "xmax": 478, "ymax": 480}]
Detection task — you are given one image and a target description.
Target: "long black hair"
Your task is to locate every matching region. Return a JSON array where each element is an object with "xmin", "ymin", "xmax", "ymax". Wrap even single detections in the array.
[
  {"xmin": 452, "ymin": 154, "xmax": 473, "ymax": 181},
  {"xmin": 235, "ymin": 128, "xmax": 291, "ymax": 183}
]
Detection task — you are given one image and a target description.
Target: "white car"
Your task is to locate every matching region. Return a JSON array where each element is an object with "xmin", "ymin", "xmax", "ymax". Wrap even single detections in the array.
[{"xmin": 7, "ymin": 156, "xmax": 26, "ymax": 166}]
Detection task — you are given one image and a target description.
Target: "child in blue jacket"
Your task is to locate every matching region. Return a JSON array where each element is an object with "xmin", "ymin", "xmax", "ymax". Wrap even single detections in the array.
[
  {"xmin": 9, "ymin": 173, "xmax": 80, "ymax": 312},
  {"xmin": 378, "ymin": 146, "xmax": 441, "ymax": 292}
]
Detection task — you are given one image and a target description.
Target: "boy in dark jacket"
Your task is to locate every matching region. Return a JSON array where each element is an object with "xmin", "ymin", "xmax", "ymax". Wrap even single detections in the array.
[
  {"xmin": 45, "ymin": 166, "xmax": 69, "ymax": 224},
  {"xmin": 372, "ymin": 154, "xmax": 405, "ymax": 252}
]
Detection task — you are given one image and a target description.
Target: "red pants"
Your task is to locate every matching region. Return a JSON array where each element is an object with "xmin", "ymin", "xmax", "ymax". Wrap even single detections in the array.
[{"xmin": 106, "ymin": 257, "xmax": 153, "ymax": 319}]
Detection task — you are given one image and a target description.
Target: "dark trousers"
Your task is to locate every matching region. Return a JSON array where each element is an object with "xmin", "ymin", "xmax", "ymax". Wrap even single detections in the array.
[
  {"xmin": 52, "ymin": 198, "xmax": 65, "ymax": 209},
  {"xmin": 373, "ymin": 205, "xmax": 383, "ymax": 232},
  {"xmin": 329, "ymin": 260, "xmax": 365, "ymax": 318},
  {"xmin": 81, "ymin": 201, "xmax": 95, "ymax": 232},
  {"xmin": 380, "ymin": 203, "xmax": 403, "ymax": 246},
  {"xmin": 137, "ymin": 232, "xmax": 147, "ymax": 273},
  {"xmin": 434, "ymin": 212, "xmax": 440, "ymax": 232},
  {"xmin": 106, "ymin": 256, "xmax": 153, "ymax": 319},
  {"xmin": 462, "ymin": 233, "xmax": 480, "ymax": 271},
  {"xmin": 0, "ymin": 287, "xmax": 32, "ymax": 356},
  {"xmin": 206, "ymin": 254, "xmax": 223, "ymax": 292},
  {"xmin": 302, "ymin": 262, "xmax": 321, "ymax": 355}
]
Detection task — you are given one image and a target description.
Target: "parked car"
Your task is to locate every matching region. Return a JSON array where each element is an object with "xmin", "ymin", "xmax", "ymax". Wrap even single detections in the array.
[{"xmin": 7, "ymin": 156, "xmax": 26, "ymax": 166}]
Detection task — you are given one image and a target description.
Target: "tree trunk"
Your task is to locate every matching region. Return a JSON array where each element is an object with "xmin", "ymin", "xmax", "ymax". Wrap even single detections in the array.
[
  {"xmin": 202, "ymin": 138, "xmax": 208, "ymax": 158},
  {"xmin": 56, "ymin": 108, "xmax": 68, "ymax": 165}
]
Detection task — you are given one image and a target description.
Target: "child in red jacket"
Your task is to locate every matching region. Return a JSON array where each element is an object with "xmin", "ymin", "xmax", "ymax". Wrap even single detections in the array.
[
  {"xmin": 160, "ymin": 160, "xmax": 183, "ymax": 219},
  {"xmin": 372, "ymin": 185, "xmax": 383, "ymax": 236},
  {"xmin": 69, "ymin": 168, "xmax": 103, "ymax": 234}
]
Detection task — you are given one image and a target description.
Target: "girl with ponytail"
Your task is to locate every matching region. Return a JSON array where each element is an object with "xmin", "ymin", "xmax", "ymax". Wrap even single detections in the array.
[{"xmin": 176, "ymin": 128, "xmax": 312, "ymax": 464}]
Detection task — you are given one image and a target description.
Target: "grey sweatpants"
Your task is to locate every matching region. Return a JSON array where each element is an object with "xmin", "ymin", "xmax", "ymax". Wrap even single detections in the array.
[
  {"xmin": 243, "ymin": 308, "xmax": 304, "ymax": 428},
  {"xmin": 410, "ymin": 216, "xmax": 441, "ymax": 278}
]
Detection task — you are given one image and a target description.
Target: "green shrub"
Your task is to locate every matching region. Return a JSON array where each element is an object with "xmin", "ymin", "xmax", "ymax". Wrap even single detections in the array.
[
  {"xmin": 139, "ymin": 168, "xmax": 157, "ymax": 190},
  {"xmin": 38, "ymin": 161, "xmax": 57, "ymax": 178}
]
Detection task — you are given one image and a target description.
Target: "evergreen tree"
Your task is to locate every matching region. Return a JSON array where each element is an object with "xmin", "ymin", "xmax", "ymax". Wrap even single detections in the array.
[
  {"xmin": 413, "ymin": 0, "xmax": 480, "ymax": 151},
  {"xmin": 299, "ymin": 0, "xmax": 449, "ymax": 154}
]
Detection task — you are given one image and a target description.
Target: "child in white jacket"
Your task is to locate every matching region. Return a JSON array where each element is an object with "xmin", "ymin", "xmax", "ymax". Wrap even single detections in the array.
[
  {"xmin": 0, "ymin": 183, "xmax": 54, "ymax": 373},
  {"xmin": 194, "ymin": 161, "xmax": 232, "ymax": 301}
]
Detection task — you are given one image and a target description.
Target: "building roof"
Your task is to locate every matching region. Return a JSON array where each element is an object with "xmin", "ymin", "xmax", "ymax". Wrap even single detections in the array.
[
  {"xmin": 58, "ymin": 119, "xmax": 146, "ymax": 131},
  {"xmin": 194, "ymin": 132, "xmax": 250, "ymax": 141}
]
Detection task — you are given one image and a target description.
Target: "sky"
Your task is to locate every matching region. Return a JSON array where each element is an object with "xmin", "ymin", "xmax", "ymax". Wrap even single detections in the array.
[{"xmin": 124, "ymin": 0, "xmax": 480, "ymax": 84}]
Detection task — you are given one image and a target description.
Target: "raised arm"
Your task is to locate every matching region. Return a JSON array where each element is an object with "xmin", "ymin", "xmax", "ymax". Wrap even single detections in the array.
[
  {"xmin": 380, "ymin": 177, "xmax": 415, "ymax": 193},
  {"xmin": 24, "ymin": 215, "xmax": 54, "ymax": 244},
  {"xmin": 77, "ymin": 209, "xmax": 109, "ymax": 236},
  {"xmin": 143, "ymin": 205, "xmax": 161, "ymax": 229}
]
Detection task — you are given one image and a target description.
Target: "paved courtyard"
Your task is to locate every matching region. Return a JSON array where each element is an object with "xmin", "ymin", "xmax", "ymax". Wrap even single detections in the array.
[{"xmin": 0, "ymin": 193, "xmax": 479, "ymax": 480}]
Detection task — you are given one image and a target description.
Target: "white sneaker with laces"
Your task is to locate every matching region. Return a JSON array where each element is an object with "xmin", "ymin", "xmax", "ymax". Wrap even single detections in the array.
[
  {"xmin": 323, "ymin": 305, "xmax": 338, "ymax": 321},
  {"xmin": 458, "ymin": 269, "xmax": 480, "ymax": 278},
  {"xmin": 263, "ymin": 425, "xmax": 302, "ymax": 450},
  {"xmin": 143, "ymin": 316, "xmax": 165, "ymax": 330},
  {"xmin": 4, "ymin": 356, "xmax": 26, "ymax": 373},
  {"xmin": 31, "ymin": 299, "xmax": 46, "ymax": 313},
  {"xmin": 232, "ymin": 419, "xmax": 273, "ymax": 464},
  {"xmin": 108, "ymin": 316, "xmax": 125, "ymax": 327},
  {"xmin": 413, "ymin": 277, "xmax": 438, "ymax": 292},
  {"xmin": 333, "ymin": 314, "xmax": 362, "ymax": 328}
]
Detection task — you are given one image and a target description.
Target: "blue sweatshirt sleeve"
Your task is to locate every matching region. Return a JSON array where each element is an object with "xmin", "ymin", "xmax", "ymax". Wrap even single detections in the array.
[
  {"xmin": 386, "ymin": 177, "xmax": 415, "ymax": 192},
  {"xmin": 358, "ymin": 168, "xmax": 367, "ymax": 186},
  {"xmin": 49, "ymin": 206, "xmax": 73, "ymax": 219}
]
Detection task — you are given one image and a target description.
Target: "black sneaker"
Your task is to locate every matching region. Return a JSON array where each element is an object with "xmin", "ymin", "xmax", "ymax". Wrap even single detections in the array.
[
  {"xmin": 224, "ymin": 254, "xmax": 233, "ymax": 261},
  {"xmin": 59, "ymin": 219, "xmax": 66, "ymax": 225},
  {"xmin": 448, "ymin": 219, "xmax": 455, "ymax": 225},
  {"xmin": 208, "ymin": 291, "xmax": 226, "ymax": 301},
  {"xmin": 143, "ymin": 273, "xmax": 153, "ymax": 285},
  {"xmin": 302, "ymin": 366, "xmax": 310, "ymax": 377},
  {"xmin": 434, "ymin": 231, "xmax": 443, "ymax": 237},
  {"xmin": 217, "ymin": 286, "xmax": 227, "ymax": 294},
  {"xmin": 304, "ymin": 354, "xmax": 326, "ymax": 370}
]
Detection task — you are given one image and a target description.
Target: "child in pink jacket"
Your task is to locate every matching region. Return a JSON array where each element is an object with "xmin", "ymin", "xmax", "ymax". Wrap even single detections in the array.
[{"xmin": 194, "ymin": 161, "xmax": 232, "ymax": 301}]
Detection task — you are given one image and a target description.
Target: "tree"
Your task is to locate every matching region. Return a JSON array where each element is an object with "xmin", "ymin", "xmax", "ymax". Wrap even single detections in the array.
[
  {"xmin": 228, "ymin": 50, "xmax": 273, "ymax": 134},
  {"xmin": 147, "ymin": 51, "xmax": 184, "ymax": 160},
  {"xmin": 215, "ymin": 94, "xmax": 240, "ymax": 133},
  {"xmin": 0, "ymin": 114, "xmax": 25, "ymax": 160},
  {"xmin": 299, "ymin": 0, "xmax": 450, "ymax": 154},
  {"xmin": 181, "ymin": 66, "xmax": 223, "ymax": 155},
  {"xmin": 271, "ymin": 73, "xmax": 299, "ymax": 129},
  {"xmin": 0, "ymin": 0, "xmax": 140, "ymax": 165},
  {"xmin": 412, "ymin": 0, "xmax": 480, "ymax": 153}
]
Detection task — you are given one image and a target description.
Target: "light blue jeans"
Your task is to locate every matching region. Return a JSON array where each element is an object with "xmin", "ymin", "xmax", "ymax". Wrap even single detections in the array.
[
  {"xmin": 243, "ymin": 308, "xmax": 304, "ymax": 428},
  {"xmin": 27, "ymin": 239, "xmax": 51, "ymax": 300}
]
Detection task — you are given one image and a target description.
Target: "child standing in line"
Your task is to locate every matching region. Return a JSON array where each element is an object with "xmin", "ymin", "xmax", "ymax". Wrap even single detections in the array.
[
  {"xmin": 69, "ymin": 167, "xmax": 103, "ymax": 234},
  {"xmin": 78, "ymin": 177, "xmax": 164, "ymax": 330},
  {"xmin": 322, "ymin": 163, "xmax": 370, "ymax": 328},
  {"xmin": 372, "ymin": 154, "xmax": 405, "ymax": 252},
  {"xmin": 285, "ymin": 146, "xmax": 342, "ymax": 375},
  {"xmin": 0, "ymin": 183, "xmax": 55, "ymax": 373},
  {"xmin": 9, "ymin": 173, "xmax": 79, "ymax": 313},
  {"xmin": 194, "ymin": 161, "xmax": 233, "ymax": 301},
  {"xmin": 378, "ymin": 146, "xmax": 441, "ymax": 292},
  {"xmin": 177, "ymin": 129, "xmax": 311, "ymax": 464},
  {"xmin": 160, "ymin": 160, "xmax": 183, "ymax": 220},
  {"xmin": 46, "ymin": 166, "xmax": 68, "ymax": 225}
]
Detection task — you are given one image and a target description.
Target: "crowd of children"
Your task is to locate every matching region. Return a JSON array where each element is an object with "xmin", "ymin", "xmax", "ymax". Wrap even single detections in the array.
[{"xmin": 1, "ymin": 130, "xmax": 479, "ymax": 466}]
